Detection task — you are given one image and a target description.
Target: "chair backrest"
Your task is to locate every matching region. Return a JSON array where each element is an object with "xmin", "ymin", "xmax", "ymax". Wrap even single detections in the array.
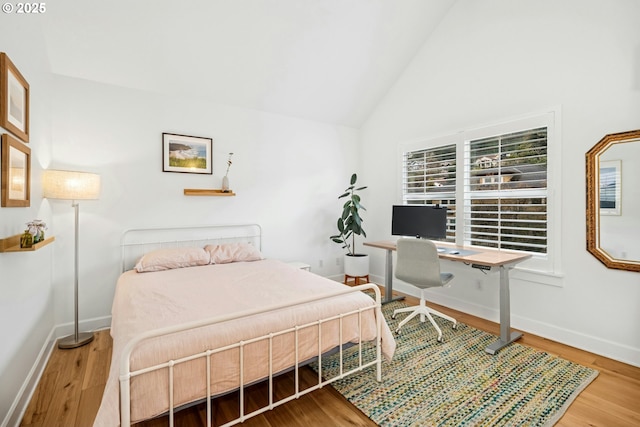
[{"xmin": 395, "ymin": 238, "xmax": 449, "ymax": 289}]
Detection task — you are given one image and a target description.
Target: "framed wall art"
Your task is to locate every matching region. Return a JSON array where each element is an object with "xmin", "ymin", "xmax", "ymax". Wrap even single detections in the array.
[
  {"xmin": 0, "ymin": 53, "xmax": 30, "ymax": 143},
  {"xmin": 162, "ymin": 133, "xmax": 213, "ymax": 174},
  {"xmin": 1, "ymin": 133, "xmax": 31, "ymax": 207}
]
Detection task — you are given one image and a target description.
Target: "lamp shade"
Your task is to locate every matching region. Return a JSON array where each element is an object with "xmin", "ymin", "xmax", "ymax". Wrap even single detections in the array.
[{"xmin": 43, "ymin": 170, "xmax": 101, "ymax": 200}]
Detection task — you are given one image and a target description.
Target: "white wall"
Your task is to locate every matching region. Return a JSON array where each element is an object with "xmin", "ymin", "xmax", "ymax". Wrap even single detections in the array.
[
  {"xmin": 48, "ymin": 75, "xmax": 359, "ymax": 326},
  {"xmin": 361, "ymin": 0, "xmax": 640, "ymax": 366},
  {"xmin": 0, "ymin": 14, "xmax": 56, "ymax": 425}
]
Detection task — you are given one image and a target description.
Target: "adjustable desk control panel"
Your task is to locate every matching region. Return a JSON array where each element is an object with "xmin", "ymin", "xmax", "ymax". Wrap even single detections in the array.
[{"xmin": 471, "ymin": 263, "xmax": 492, "ymax": 271}]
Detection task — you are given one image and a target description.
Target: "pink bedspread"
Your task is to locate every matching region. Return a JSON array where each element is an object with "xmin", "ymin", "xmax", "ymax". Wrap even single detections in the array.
[{"xmin": 94, "ymin": 259, "xmax": 395, "ymax": 426}]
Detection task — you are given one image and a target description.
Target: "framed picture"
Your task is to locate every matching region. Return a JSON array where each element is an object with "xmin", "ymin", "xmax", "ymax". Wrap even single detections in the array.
[
  {"xmin": 162, "ymin": 133, "xmax": 213, "ymax": 174},
  {"xmin": 599, "ymin": 159, "xmax": 621, "ymax": 216},
  {"xmin": 0, "ymin": 53, "xmax": 30, "ymax": 143},
  {"xmin": 1, "ymin": 133, "xmax": 30, "ymax": 207}
]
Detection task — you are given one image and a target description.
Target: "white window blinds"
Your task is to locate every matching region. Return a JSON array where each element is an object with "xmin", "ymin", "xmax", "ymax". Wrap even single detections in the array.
[
  {"xmin": 463, "ymin": 127, "xmax": 548, "ymax": 253},
  {"xmin": 402, "ymin": 144, "xmax": 456, "ymax": 242},
  {"xmin": 399, "ymin": 110, "xmax": 560, "ymax": 277}
]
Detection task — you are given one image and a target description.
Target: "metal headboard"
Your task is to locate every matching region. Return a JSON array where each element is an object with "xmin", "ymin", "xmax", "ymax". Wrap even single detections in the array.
[{"xmin": 120, "ymin": 223, "xmax": 262, "ymax": 272}]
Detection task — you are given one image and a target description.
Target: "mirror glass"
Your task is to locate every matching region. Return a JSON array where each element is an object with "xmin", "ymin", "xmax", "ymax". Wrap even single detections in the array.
[{"xmin": 586, "ymin": 129, "xmax": 640, "ymax": 272}]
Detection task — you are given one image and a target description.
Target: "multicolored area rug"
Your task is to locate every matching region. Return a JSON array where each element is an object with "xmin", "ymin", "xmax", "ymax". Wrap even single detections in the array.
[{"xmin": 316, "ymin": 300, "xmax": 598, "ymax": 427}]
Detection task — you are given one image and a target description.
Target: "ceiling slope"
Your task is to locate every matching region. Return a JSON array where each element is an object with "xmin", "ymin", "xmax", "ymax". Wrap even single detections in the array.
[{"xmin": 42, "ymin": 0, "xmax": 455, "ymax": 127}]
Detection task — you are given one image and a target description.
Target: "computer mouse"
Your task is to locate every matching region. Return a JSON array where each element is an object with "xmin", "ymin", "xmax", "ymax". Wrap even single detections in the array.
[{"xmin": 449, "ymin": 250, "xmax": 460, "ymax": 255}]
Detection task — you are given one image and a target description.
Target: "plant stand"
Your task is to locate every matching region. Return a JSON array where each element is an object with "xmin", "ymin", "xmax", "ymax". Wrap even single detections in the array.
[{"xmin": 344, "ymin": 274, "xmax": 369, "ymax": 286}]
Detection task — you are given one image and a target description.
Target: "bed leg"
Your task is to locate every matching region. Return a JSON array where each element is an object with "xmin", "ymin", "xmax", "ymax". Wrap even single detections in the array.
[{"xmin": 120, "ymin": 374, "xmax": 132, "ymax": 427}]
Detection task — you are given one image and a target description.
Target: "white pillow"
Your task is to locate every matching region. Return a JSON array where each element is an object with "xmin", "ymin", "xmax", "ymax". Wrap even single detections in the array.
[
  {"xmin": 204, "ymin": 242, "xmax": 264, "ymax": 264},
  {"xmin": 134, "ymin": 247, "xmax": 211, "ymax": 272}
]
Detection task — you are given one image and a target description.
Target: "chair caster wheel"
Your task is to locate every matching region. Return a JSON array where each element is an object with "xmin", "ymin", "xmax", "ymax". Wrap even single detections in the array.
[
  {"xmin": 395, "ymin": 328, "xmax": 401, "ymax": 335},
  {"xmin": 392, "ymin": 314, "xmax": 396, "ymax": 320},
  {"xmin": 452, "ymin": 324, "xmax": 458, "ymax": 330},
  {"xmin": 437, "ymin": 337, "xmax": 443, "ymax": 343}
]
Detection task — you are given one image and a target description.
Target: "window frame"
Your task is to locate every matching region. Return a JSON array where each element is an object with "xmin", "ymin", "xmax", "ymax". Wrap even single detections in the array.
[{"xmin": 399, "ymin": 109, "xmax": 562, "ymax": 280}]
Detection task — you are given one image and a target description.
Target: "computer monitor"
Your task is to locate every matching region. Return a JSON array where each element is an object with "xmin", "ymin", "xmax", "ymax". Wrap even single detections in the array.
[{"xmin": 391, "ymin": 205, "xmax": 447, "ymax": 240}]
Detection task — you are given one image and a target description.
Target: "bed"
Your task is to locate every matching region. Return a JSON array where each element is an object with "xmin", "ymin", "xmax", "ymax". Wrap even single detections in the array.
[{"xmin": 94, "ymin": 224, "xmax": 396, "ymax": 426}]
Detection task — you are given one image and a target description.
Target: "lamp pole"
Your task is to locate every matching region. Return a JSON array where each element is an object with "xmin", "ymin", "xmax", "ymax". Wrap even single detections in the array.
[{"xmin": 58, "ymin": 201, "xmax": 94, "ymax": 349}]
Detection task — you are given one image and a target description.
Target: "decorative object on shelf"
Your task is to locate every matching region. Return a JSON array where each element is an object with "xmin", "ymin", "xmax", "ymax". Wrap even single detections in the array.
[
  {"xmin": 27, "ymin": 219, "xmax": 46, "ymax": 243},
  {"xmin": 1, "ymin": 133, "xmax": 30, "ymax": 207},
  {"xmin": 222, "ymin": 152, "xmax": 233, "ymax": 192},
  {"xmin": 0, "ymin": 52, "xmax": 30, "ymax": 143},
  {"xmin": 162, "ymin": 133, "xmax": 213, "ymax": 174},
  {"xmin": 20, "ymin": 229, "xmax": 33, "ymax": 248},
  {"xmin": 43, "ymin": 169, "xmax": 101, "ymax": 349},
  {"xmin": 329, "ymin": 173, "xmax": 370, "ymax": 277},
  {"xmin": 0, "ymin": 233, "xmax": 54, "ymax": 252}
]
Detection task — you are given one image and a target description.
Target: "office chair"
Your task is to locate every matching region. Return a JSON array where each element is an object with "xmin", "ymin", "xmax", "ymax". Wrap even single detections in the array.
[{"xmin": 392, "ymin": 238, "xmax": 457, "ymax": 342}]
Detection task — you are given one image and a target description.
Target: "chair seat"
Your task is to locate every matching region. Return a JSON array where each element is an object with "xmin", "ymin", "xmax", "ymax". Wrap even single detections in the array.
[{"xmin": 393, "ymin": 238, "xmax": 458, "ymax": 342}]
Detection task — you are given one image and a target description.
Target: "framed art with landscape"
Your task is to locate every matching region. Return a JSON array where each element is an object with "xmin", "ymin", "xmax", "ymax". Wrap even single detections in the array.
[
  {"xmin": 1, "ymin": 133, "xmax": 30, "ymax": 207},
  {"xmin": 0, "ymin": 52, "xmax": 30, "ymax": 143},
  {"xmin": 162, "ymin": 133, "xmax": 213, "ymax": 174}
]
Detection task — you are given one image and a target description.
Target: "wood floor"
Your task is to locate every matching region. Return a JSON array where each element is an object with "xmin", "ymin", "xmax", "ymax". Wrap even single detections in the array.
[{"xmin": 21, "ymin": 290, "xmax": 640, "ymax": 427}]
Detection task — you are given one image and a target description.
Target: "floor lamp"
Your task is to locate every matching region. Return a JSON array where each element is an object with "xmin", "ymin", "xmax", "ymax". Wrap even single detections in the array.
[{"xmin": 43, "ymin": 169, "xmax": 101, "ymax": 349}]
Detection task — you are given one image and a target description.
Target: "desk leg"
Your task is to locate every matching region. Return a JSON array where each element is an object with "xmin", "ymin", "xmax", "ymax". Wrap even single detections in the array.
[
  {"xmin": 382, "ymin": 249, "xmax": 405, "ymax": 305},
  {"xmin": 485, "ymin": 265, "xmax": 522, "ymax": 354}
]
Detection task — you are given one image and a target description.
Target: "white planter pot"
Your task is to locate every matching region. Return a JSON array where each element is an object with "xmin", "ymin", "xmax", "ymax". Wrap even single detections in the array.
[{"xmin": 344, "ymin": 254, "xmax": 369, "ymax": 277}]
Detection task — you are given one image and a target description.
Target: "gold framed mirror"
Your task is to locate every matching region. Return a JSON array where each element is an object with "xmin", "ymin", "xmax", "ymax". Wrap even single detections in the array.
[{"xmin": 586, "ymin": 129, "xmax": 640, "ymax": 272}]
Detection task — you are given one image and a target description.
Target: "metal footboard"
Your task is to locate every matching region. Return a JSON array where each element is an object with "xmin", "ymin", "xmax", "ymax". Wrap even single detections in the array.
[{"xmin": 119, "ymin": 284, "xmax": 383, "ymax": 427}]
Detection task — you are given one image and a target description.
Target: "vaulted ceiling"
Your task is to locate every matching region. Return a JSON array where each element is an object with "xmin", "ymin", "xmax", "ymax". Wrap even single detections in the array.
[{"xmin": 42, "ymin": 0, "xmax": 456, "ymax": 127}]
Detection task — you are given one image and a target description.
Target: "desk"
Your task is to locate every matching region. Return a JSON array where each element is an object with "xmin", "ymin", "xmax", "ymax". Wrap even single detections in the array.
[{"xmin": 364, "ymin": 240, "xmax": 531, "ymax": 354}]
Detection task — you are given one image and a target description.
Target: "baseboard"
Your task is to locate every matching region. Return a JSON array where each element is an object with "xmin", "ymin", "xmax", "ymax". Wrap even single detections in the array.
[
  {"xmin": 2, "ymin": 328, "xmax": 56, "ymax": 427},
  {"xmin": 369, "ymin": 274, "xmax": 640, "ymax": 368},
  {"xmin": 53, "ymin": 315, "xmax": 112, "ymax": 339},
  {"xmin": 512, "ymin": 315, "xmax": 640, "ymax": 368},
  {"xmin": 3, "ymin": 315, "xmax": 112, "ymax": 427}
]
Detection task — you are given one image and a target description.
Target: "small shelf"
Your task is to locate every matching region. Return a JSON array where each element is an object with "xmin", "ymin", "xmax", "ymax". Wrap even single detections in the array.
[
  {"xmin": 184, "ymin": 189, "xmax": 236, "ymax": 197},
  {"xmin": 0, "ymin": 234, "xmax": 55, "ymax": 253}
]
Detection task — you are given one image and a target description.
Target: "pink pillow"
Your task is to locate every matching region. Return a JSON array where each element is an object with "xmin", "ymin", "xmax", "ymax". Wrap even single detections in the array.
[
  {"xmin": 204, "ymin": 242, "xmax": 264, "ymax": 264},
  {"xmin": 134, "ymin": 247, "xmax": 211, "ymax": 272}
]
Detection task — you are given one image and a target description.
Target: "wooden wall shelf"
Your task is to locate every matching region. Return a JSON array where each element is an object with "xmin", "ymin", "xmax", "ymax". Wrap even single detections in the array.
[
  {"xmin": 0, "ymin": 234, "xmax": 55, "ymax": 253},
  {"xmin": 184, "ymin": 189, "xmax": 236, "ymax": 197}
]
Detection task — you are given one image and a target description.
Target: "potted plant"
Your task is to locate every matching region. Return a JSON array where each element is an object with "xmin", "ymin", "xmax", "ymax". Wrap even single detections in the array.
[{"xmin": 330, "ymin": 173, "xmax": 369, "ymax": 277}]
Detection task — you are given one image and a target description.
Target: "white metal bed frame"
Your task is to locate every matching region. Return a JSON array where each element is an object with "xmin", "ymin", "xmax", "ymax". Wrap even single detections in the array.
[
  {"xmin": 117, "ymin": 224, "xmax": 384, "ymax": 427},
  {"xmin": 120, "ymin": 223, "xmax": 264, "ymax": 272}
]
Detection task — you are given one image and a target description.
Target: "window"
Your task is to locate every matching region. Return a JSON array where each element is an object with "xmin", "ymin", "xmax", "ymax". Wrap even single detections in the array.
[
  {"xmin": 464, "ymin": 127, "xmax": 547, "ymax": 254},
  {"xmin": 402, "ymin": 144, "xmax": 457, "ymax": 242},
  {"xmin": 400, "ymin": 111, "xmax": 560, "ymax": 276}
]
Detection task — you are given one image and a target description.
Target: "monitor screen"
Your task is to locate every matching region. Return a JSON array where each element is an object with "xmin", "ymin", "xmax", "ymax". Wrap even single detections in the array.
[{"xmin": 391, "ymin": 205, "xmax": 447, "ymax": 240}]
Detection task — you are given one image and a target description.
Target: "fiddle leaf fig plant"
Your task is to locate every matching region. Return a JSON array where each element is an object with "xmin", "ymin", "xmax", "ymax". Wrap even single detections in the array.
[{"xmin": 330, "ymin": 173, "xmax": 367, "ymax": 256}]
